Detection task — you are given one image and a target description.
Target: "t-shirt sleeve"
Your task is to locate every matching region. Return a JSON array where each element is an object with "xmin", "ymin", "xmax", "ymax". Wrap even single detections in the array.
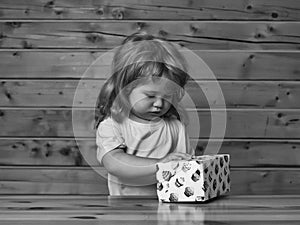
[{"xmin": 96, "ymin": 118, "xmax": 126, "ymax": 165}]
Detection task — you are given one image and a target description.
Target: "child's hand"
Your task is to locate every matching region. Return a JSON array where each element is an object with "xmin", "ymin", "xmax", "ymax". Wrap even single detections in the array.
[{"xmin": 158, "ymin": 152, "xmax": 193, "ymax": 163}]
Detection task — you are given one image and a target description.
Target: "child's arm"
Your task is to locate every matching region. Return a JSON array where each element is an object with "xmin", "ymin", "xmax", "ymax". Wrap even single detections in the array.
[{"xmin": 102, "ymin": 148, "xmax": 192, "ymax": 184}]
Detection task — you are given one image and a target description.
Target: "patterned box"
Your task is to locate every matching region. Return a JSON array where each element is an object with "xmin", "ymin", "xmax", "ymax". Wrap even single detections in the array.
[{"xmin": 156, "ymin": 154, "xmax": 230, "ymax": 202}]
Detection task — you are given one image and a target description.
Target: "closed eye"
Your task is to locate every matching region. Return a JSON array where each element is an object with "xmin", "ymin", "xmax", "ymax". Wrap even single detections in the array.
[{"xmin": 146, "ymin": 94, "xmax": 156, "ymax": 99}]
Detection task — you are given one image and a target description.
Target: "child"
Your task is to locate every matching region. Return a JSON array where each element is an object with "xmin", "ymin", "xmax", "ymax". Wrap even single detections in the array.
[{"xmin": 95, "ymin": 32, "xmax": 194, "ymax": 195}]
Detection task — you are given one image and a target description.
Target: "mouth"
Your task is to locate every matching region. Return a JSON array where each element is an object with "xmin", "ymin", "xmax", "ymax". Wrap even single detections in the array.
[
  {"xmin": 148, "ymin": 111, "xmax": 162, "ymax": 117},
  {"xmin": 149, "ymin": 111, "xmax": 161, "ymax": 114}
]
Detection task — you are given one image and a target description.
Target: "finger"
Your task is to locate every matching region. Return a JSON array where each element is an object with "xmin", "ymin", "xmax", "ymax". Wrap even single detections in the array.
[
  {"xmin": 172, "ymin": 152, "xmax": 190, "ymax": 157},
  {"xmin": 171, "ymin": 153, "xmax": 192, "ymax": 161},
  {"xmin": 163, "ymin": 155, "xmax": 183, "ymax": 162},
  {"xmin": 173, "ymin": 152, "xmax": 193, "ymax": 160}
]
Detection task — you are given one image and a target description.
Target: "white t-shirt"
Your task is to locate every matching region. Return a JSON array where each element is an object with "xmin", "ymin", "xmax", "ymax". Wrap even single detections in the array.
[{"xmin": 96, "ymin": 116, "xmax": 192, "ymax": 195}]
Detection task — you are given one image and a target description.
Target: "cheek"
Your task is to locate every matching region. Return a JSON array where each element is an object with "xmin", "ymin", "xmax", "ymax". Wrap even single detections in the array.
[
  {"xmin": 131, "ymin": 98, "xmax": 151, "ymax": 110},
  {"xmin": 163, "ymin": 100, "xmax": 172, "ymax": 110},
  {"xmin": 129, "ymin": 94, "xmax": 144, "ymax": 107}
]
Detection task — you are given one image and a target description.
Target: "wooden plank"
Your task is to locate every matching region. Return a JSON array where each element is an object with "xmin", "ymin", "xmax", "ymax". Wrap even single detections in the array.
[
  {"xmin": 0, "ymin": 197, "xmax": 299, "ymax": 224},
  {"xmin": 0, "ymin": 200, "xmax": 299, "ymax": 225},
  {"xmin": 5, "ymin": 221, "xmax": 297, "ymax": 225},
  {"xmin": 1, "ymin": 221, "xmax": 298, "ymax": 225},
  {"xmin": 0, "ymin": 167, "xmax": 299, "ymax": 195},
  {"xmin": 232, "ymin": 169, "xmax": 300, "ymax": 195},
  {"xmin": 0, "ymin": 195, "xmax": 299, "ymax": 223},
  {"xmin": 0, "ymin": 196, "xmax": 299, "ymax": 224},
  {"xmin": 0, "ymin": 0, "xmax": 299, "ymax": 20},
  {"xmin": 0, "ymin": 21, "xmax": 299, "ymax": 50},
  {"xmin": 0, "ymin": 167, "xmax": 109, "ymax": 195},
  {"xmin": 2, "ymin": 80, "xmax": 300, "ymax": 109},
  {"xmin": 1, "ymin": 194, "xmax": 300, "ymax": 207},
  {"xmin": 0, "ymin": 109, "xmax": 300, "ymax": 138},
  {"xmin": 0, "ymin": 139, "xmax": 87, "ymax": 166},
  {"xmin": 0, "ymin": 51, "xmax": 299, "ymax": 80},
  {"xmin": 0, "ymin": 139, "xmax": 299, "ymax": 167}
]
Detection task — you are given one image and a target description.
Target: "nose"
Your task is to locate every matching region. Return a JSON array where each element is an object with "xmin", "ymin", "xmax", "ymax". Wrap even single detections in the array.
[{"xmin": 153, "ymin": 98, "xmax": 163, "ymax": 108}]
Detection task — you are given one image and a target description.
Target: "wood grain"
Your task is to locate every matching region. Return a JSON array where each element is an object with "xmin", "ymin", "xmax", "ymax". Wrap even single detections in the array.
[
  {"xmin": 0, "ymin": 139, "xmax": 300, "ymax": 167},
  {"xmin": 0, "ymin": 195, "xmax": 299, "ymax": 224},
  {"xmin": 1, "ymin": 194, "xmax": 300, "ymax": 208},
  {"xmin": 0, "ymin": 0, "xmax": 299, "ymax": 20},
  {"xmin": 0, "ymin": 51, "xmax": 299, "ymax": 80},
  {"xmin": 1, "ymin": 80, "xmax": 300, "ymax": 108},
  {"xmin": 0, "ymin": 21, "xmax": 299, "ymax": 50},
  {"xmin": 0, "ymin": 167, "xmax": 109, "ymax": 195},
  {"xmin": 0, "ymin": 167, "xmax": 299, "ymax": 195},
  {"xmin": 0, "ymin": 109, "xmax": 300, "ymax": 138},
  {"xmin": 1, "ymin": 0, "xmax": 299, "ymax": 198},
  {"xmin": 0, "ymin": 139, "xmax": 86, "ymax": 166}
]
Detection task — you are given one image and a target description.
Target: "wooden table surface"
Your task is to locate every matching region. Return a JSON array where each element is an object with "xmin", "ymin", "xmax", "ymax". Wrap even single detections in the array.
[{"xmin": 0, "ymin": 195, "xmax": 299, "ymax": 225}]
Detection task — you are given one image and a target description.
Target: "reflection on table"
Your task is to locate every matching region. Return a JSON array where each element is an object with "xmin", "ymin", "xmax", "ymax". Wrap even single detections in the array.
[{"xmin": 0, "ymin": 195, "xmax": 299, "ymax": 225}]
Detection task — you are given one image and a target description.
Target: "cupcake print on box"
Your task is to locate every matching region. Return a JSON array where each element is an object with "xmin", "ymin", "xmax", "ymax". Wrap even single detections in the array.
[{"xmin": 156, "ymin": 154, "xmax": 230, "ymax": 202}]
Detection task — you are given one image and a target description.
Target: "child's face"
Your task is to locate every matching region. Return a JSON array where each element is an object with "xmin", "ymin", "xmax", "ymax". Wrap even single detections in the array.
[{"xmin": 128, "ymin": 78, "xmax": 176, "ymax": 123}]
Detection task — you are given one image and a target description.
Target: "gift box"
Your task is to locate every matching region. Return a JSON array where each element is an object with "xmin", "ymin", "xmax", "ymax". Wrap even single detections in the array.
[{"xmin": 156, "ymin": 154, "xmax": 230, "ymax": 202}]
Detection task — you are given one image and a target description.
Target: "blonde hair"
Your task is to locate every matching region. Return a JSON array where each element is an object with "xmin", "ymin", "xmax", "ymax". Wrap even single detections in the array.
[{"xmin": 95, "ymin": 32, "xmax": 189, "ymax": 128}]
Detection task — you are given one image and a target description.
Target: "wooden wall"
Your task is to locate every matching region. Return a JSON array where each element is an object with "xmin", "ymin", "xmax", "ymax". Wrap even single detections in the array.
[{"xmin": 0, "ymin": 0, "xmax": 299, "ymax": 195}]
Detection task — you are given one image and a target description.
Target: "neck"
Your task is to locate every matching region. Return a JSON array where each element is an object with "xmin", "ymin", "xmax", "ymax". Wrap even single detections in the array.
[{"xmin": 129, "ymin": 112, "xmax": 162, "ymax": 124}]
